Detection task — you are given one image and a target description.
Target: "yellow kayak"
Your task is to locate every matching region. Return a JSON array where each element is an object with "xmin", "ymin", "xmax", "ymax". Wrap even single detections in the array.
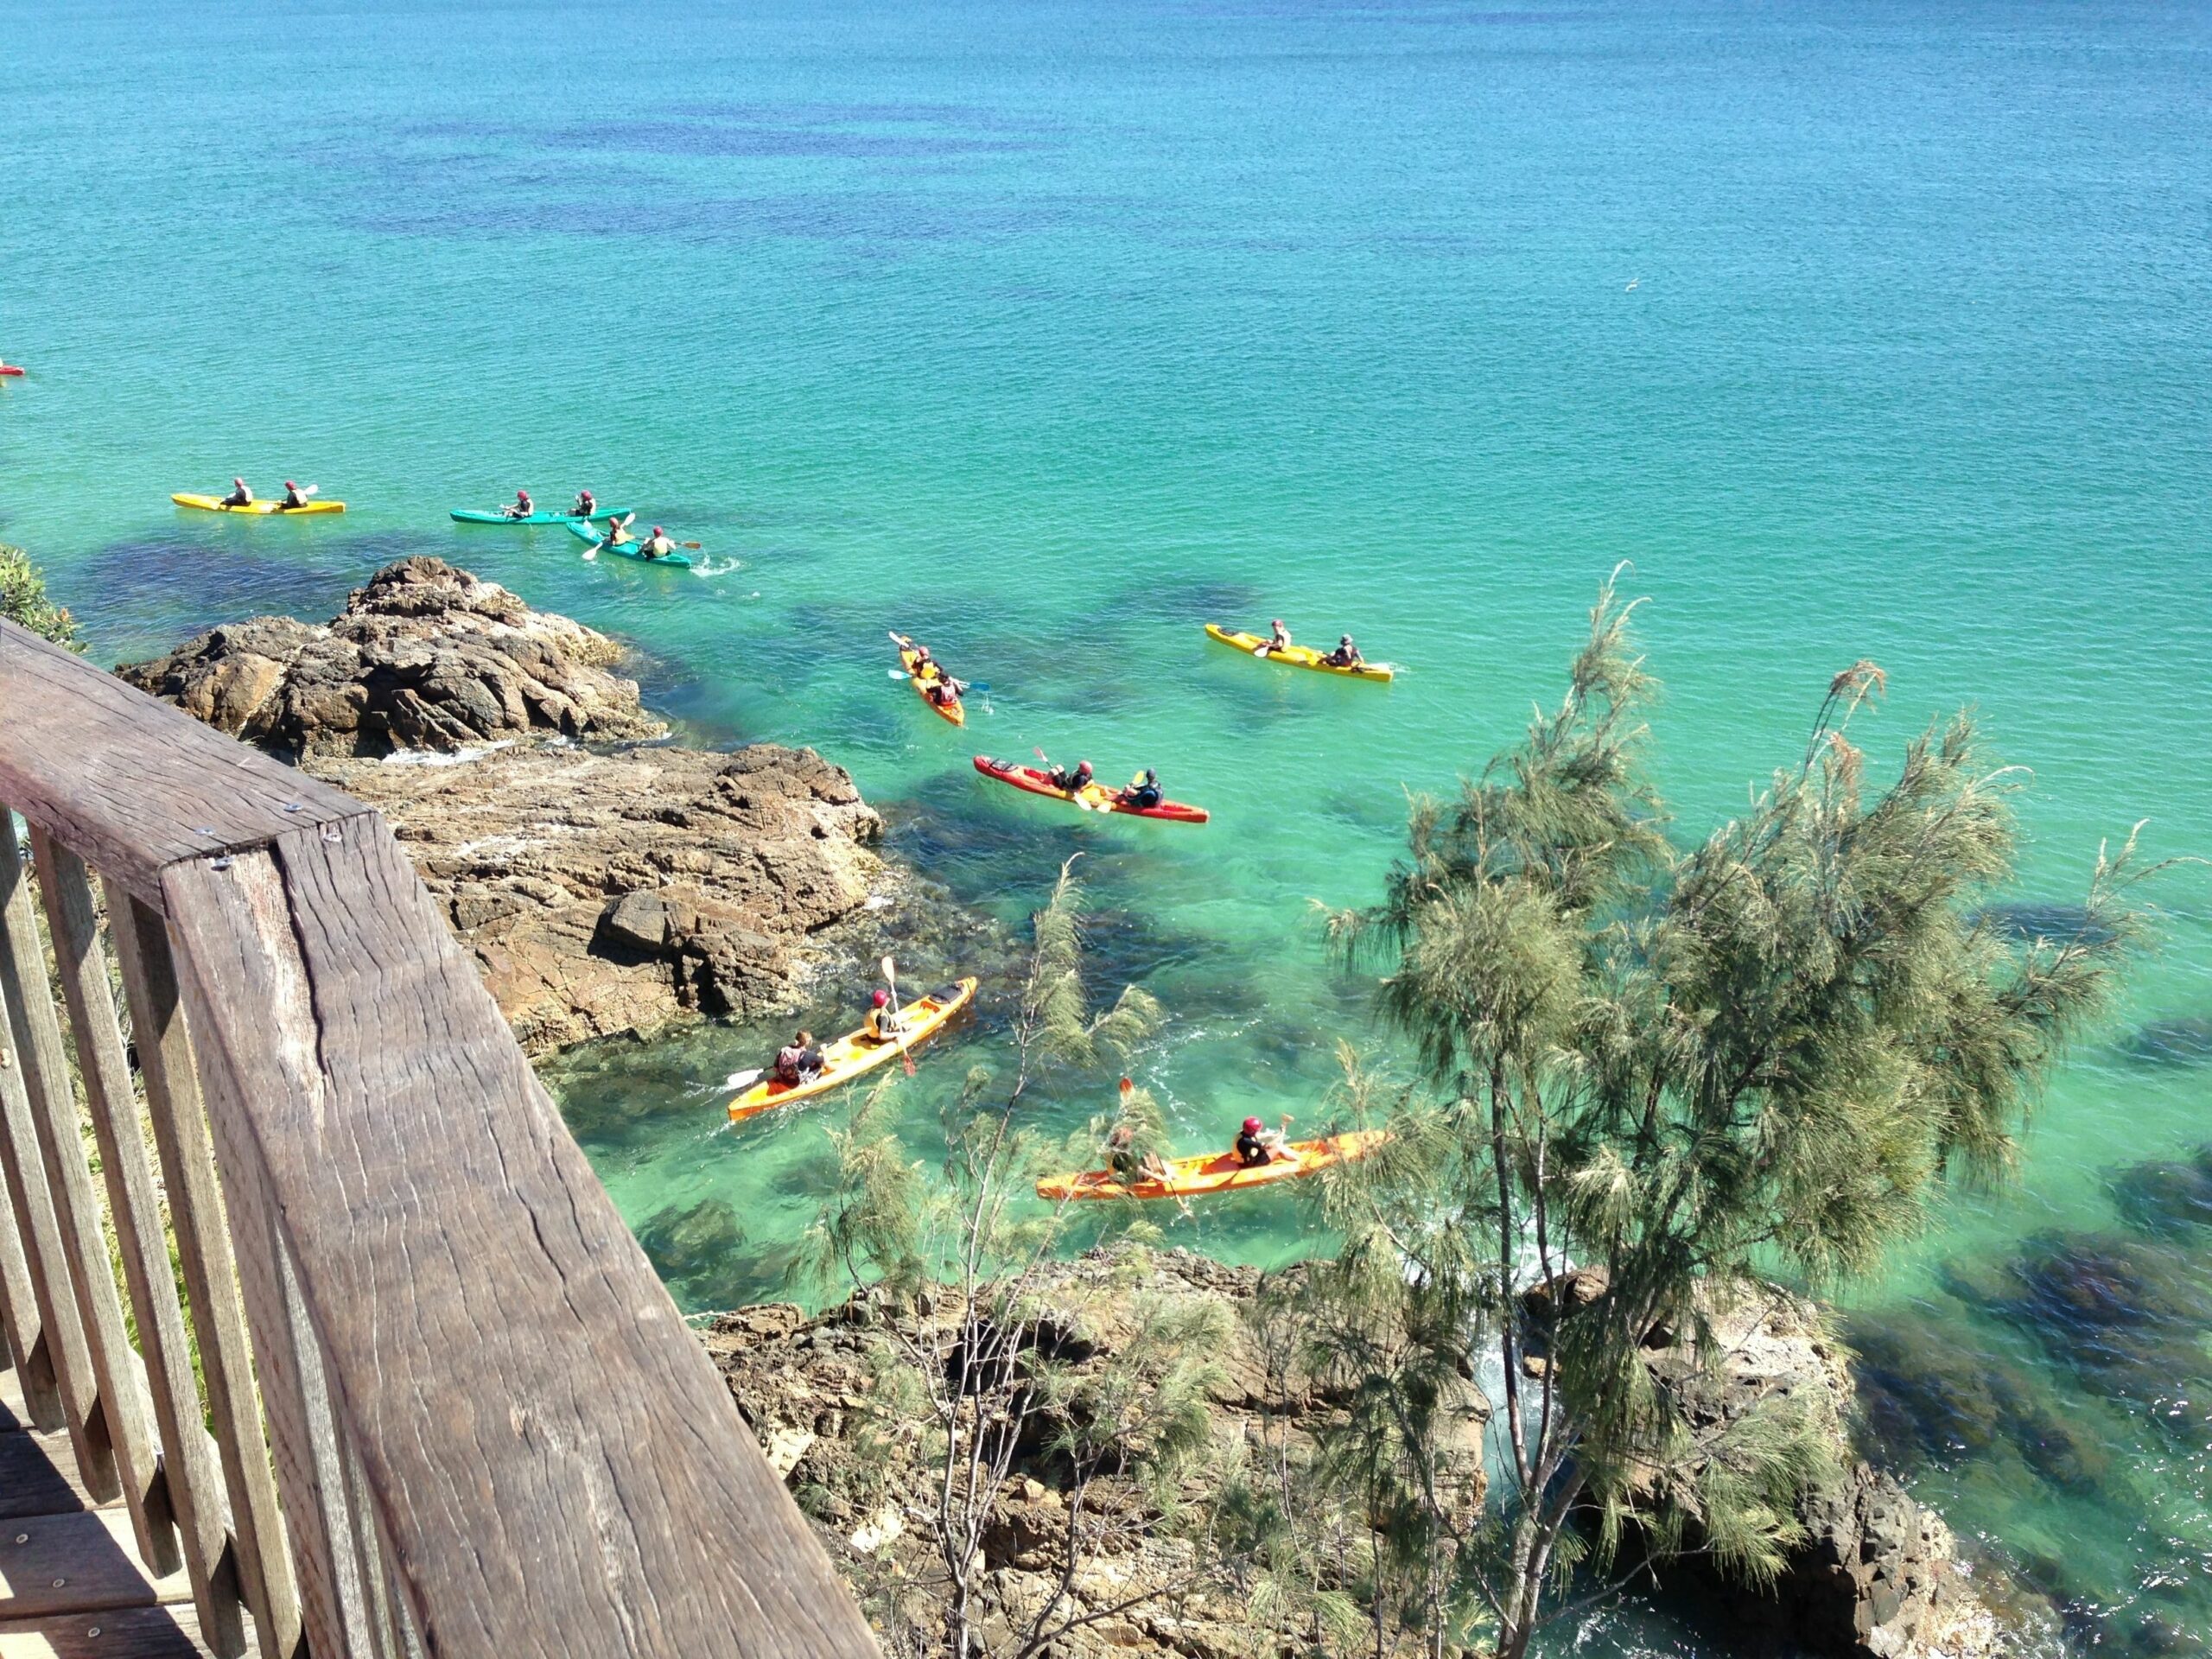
[
  {"xmin": 173, "ymin": 493, "xmax": 346, "ymax": 516},
  {"xmin": 1037, "ymin": 1129, "xmax": 1390, "ymax": 1201},
  {"xmin": 727, "ymin": 978, "xmax": 977, "ymax": 1122},
  {"xmin": 1205, "ymin": 624, "xmax": 1393, "ymax": 681}
]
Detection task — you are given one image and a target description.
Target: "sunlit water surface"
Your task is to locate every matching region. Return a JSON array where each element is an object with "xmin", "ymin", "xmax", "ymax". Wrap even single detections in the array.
[{"xmin": 3, "ymin": 2, "xmax": 2208, "ymax": 1650}]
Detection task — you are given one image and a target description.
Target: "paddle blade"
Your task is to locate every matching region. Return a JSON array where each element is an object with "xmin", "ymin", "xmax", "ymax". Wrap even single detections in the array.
[{"xmin": 723, "ymin": 1068, "xmax": 763, "ymax": 1090}]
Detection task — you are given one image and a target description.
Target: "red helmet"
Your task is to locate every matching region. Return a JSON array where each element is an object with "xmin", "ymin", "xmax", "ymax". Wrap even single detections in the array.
[
  {"xmin": 1243, "ymin": 1116, "xmax": 1263, "ymax": 1134},
  {"xmin": 872, "ymin": 989, "xmax": 889, "ymax": 1007},
  {"xmin": 652, "ymin": 525, "xmax": 664, "ymax": 535}
]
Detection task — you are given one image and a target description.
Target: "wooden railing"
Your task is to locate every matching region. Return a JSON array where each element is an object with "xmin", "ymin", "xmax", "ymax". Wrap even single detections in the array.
[{"xmin": 0, "ymin": 616, "xmax": 880, "ymax": 1657}]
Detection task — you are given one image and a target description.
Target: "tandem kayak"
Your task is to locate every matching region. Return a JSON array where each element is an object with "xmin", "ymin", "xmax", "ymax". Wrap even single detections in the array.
[
  {"xmin": 1205, "ymin": 624, "xmax": 1394, "ymax": 681},
  {"xmin": 1037, "ymin": 1129, "xmax": 1391, "ymax": 1202},
  {"xmin": 173, "ymin": 493, "xmax": 345, "ymax": 516},
  {"xmin": 972, "ymin": 756, "xmax": 1208, "ymax": 823},
  {"xmin": 727, "ymin": 977, "xmax": 979, "ymax": 1122},
  {"xmin": 567, "ymin": 518, "xmax": 694, "ymax": 567},
  {"xmin": 892, "ymin": 632, "xmax": 965, "ymax": 727},
  {"xmin": 451, "ymin": 506, "xmax": 634, "ymax": 525}
]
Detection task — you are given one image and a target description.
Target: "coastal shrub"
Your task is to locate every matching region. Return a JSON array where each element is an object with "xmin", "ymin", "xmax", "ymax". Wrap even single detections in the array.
[
  {"xmin": 0, "ymin": 543, "xmax": 83, "ymax": 652},
  {"xmin": 1305, "ymin": 569, "xmax": 2152, "ymax": 1659},
  {"xmin": 810, "ymin": 858, "xmax": 1236, "ymax": 1658}
]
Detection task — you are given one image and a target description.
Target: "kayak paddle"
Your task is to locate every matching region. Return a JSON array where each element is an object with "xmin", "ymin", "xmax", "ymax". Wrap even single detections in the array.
[{"xmin": 881, "ymin": 955, "xmax": 917, "ymax": 1077}]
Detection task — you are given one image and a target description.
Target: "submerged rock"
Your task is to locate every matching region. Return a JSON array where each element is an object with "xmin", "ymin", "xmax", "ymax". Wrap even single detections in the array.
[
  {"xmin": 2124, "ymin": 1015, "xmax": 2212, "ymax": 1068},
  {"xmin": 116, "ymin": 555, "xmax": 664, "ymax": 757}
]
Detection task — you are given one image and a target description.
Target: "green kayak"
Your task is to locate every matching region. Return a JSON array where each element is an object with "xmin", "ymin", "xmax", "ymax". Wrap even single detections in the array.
[
  {"xmin": 451, "ymin": 505, "xmax": 633, "ymax": 526},
  {"xmin": 567, "ymin": 518, "xmax": 694, "ymax": 568}
]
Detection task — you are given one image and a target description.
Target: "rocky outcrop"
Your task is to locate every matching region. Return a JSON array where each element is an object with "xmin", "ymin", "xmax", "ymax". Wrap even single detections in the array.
[
  {"xmin": 116, "ymin": 558, "xmax": 890, "ymax": 1052},
  {"xmin": 116, "ymin": 556, "xmax": 664, "ymax": 757},
  {"xmin": 1643, "ymin": 1287, "xmax": 2026, "ymax": 1659},
  {"xmin": 704, "ymin": 1250, "xmax": 1359, "ymax": 1659},
  {"xmin": 315, "ymin": 741, "xmax": 884, "ymax": 1053}
]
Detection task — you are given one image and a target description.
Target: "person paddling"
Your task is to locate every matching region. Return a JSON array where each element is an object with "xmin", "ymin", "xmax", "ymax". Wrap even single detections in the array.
[
  {"xmin": 1319, "ymin": 634, "xmax": 1363, "ymax": 669},
  {"xmin": 863, "ymin": 988, "xmax": 906, "ymax": 1043},
  {"xmin": 639, "ymin": 524, "xmax": 677, "ymax": 560},
  {"xmin": 278, "ymin": 480, "xmax": 315, "ymax": 510},
  {"xmin": 572, "ymin": 488, "xmax": 597, "ymax": 518},
  {"xmin": 1117, "ymin": 768, "xmax": 1163, "ymax": 810},
  {"xmin": 1234, "ymin": 1114, "xmax": 1300, "ymax": 1167},
  {"xmin": 1255, "ymin": 619, "xmax": 1293, "ymax": 658},
  {"xmin": 1046, "ymin": 759, "xmax": 1095, "ymax": 794},
  {"xmin": 505, "ymin": 488, "xmax": 534, "ymax": 519},
  {"xmin": 601, "ymin": 512, "xmax": 637, "ymax": 547},
  {"xmin": 774, "ymin": 1029, "xmax": 824, "ymax": 1087},
  {"xmin": 219, "ymin": 477, "xmax": 254, "ymax": 508},
  {"xmin": 1106, "ymin": 1122, "xmax": 1172, "ymax": 1186}
]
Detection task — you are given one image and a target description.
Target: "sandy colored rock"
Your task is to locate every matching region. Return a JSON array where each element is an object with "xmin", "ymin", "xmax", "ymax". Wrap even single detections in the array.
[
  {"xmin": 114, "ymin": 557, "xmax": 892, "ymax": 1053},
  {"xmin": 116, "ymin": 556, "xmax": 664, "ymax": 758},
  {"xmin": 313, "ymin": 740, "xmax": 884, "ymax": 1053}
]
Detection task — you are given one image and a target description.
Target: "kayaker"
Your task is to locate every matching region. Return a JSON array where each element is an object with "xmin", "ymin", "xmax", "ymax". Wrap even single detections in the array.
[
  {"xmin": 1256, "ymin": 619, "xmax": 1293, "ymax": 658},
  {"xmin": 506, "ymin": 488, "xmax": 535, "ymax": 519},
  {"xmin": 1106, "ymin": 1122, "xmax": 1172, "ymax": 1186},
  {"xmin": 925, "ymin": 677, "xmax": 960, "ymax": 710},
  {"xmin": 572, "ymin": 489, "xmax": 596, "ymax": 518},
  {"xmin": 774, "ymin": 1030, "xmax": 824, "ymax": 1087},
  {"xmin": 278, "ymin": 480, "xmax": 314, "ymax": 510},
  {"xmin": 863, "ymin": 988, "xmax": 906, "ymax": 1043},
  {"xmin": 603, "ymin": 512, "xmax": 637, "ymax": 546},
  {"xmin": 1235, "ymin": 1114, "xmax": 1301, "ymax": 1168},
  {"xmin": 1319, "ymin": 634, "xmax": 1363, "ymax": 668},
  {"xmin": 639, "ymin": 524, "xmax": 677, "ymax": 560},
  {"xmin": 1117, "ymin": 768, "xmax": 1163, "ymax": 810},
  {"xmin": 1046, "ymin": 759, "xmax": 1095, "ymax": 794},
  {"xmin": 218, "ymin": 478, "xmax": 254, "ymax": 507}
]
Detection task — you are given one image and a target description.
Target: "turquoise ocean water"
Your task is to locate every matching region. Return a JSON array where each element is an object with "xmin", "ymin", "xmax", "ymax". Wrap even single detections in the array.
[{"xmin": 3, "ymin": 1, "xmax": 2209, "ymax": 1650}]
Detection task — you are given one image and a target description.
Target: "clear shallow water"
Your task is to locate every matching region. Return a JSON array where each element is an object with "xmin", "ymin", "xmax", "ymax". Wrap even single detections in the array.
[{"xmin": 3, "ymin": 1, "xmax": 2209, "ymax": 1650}]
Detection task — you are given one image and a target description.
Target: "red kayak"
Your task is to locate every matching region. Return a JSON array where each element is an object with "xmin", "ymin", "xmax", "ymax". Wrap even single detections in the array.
[
  {"xmin": 972, "ymin": 756, "xmax": 1209, "ymax": 823},
  {"xmin": 0, "ymin": 365, "xmax": 23, "ymax": 378}
]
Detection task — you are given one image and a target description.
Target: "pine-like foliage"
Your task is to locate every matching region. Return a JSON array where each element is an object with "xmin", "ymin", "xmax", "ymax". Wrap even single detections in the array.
[
  {"xmin": 0, "ymin": 543, "xmax": 83, "ymax": 652},
  {"xmin": 1317, "ymin": 571, "xmax": 2152, "ymax": 1659}
]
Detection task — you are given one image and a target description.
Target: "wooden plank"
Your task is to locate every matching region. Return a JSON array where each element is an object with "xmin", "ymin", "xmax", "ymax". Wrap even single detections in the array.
[
  {"xmin": 0, "ymin": 1150, "xmax": 60, "ymax": 1435},
  {"xmin": 0, "ymin": 1602, "xmax": 222, "ymax": 1659},
  {"xmin": 0, "ymin": 834, "xmax": 115, "ymax": 1501},
  {"xmin": 0, "ymin": 1429, "xmax": 94, "ymax": 1518},
  {"xmin": 161, "ymin": 861, "xmax": 379, "ymax": 1659},
  {"xmin": 105, "ymin": 893, "xmax": 299, "ymax": 1659},
  {"xmin": 0, "ymin": 833, "xmax": 170, "ymax": 1575},
  {"xmin": 161, "ymin": 819, "xmax": 880, "ymax": 1659},
  {"xmin": 0, "ymin": 618, "xmax": 364, "ymax": 915},
  {"xmin": 33, "ymin": 842, "xmax": 233, "ymax": 1654},
  {"xmin": 0, "ymin": 1511, "xmax": 188, "ymax": 1621}
]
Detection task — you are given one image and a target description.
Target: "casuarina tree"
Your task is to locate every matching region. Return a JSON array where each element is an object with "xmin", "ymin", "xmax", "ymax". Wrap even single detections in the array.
[{"xmin": 1315, "ymin": 570, "xmax": 2152, "ymax": 1658}]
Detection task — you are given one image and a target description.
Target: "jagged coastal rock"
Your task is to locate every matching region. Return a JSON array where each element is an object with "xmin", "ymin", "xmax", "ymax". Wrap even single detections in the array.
[
  {"xmin": 709, "ymin": 1250, "xmax": 2018, "ymax": 1659},
  {"xmin": 316, "ymin": 741, "xmax": 884, "ymax": 1052},
  {"xmin": 116, "ymin": 556, "xmax": 664, "ymax": 757},
  {"xmin": 116, "ymin": 557, "xmax": 885, "ymax": 1052},
  {"xmin": 706, "ymin": 1251, "xmax": 1332, "ymax": 1659},
  {"xmin": 1641, "ymin": 1287, "xmax": 2020, "ymax": 1659}
]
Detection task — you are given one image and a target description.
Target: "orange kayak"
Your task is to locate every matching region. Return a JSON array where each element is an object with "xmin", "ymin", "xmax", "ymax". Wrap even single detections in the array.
[{"xmin": 1036, "ymin": 1129, "xmax": 1389, "ymax": 1201}]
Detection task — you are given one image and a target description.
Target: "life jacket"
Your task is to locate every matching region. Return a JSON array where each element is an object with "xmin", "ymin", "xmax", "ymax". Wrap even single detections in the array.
[
  {"xmin": 774, "ymin": 1044, "xmax": 808, "ymax": 1081},
  {"xmin": 1236, "ymin": 1132, "xmax": 1269, "ymax": 1166}
]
